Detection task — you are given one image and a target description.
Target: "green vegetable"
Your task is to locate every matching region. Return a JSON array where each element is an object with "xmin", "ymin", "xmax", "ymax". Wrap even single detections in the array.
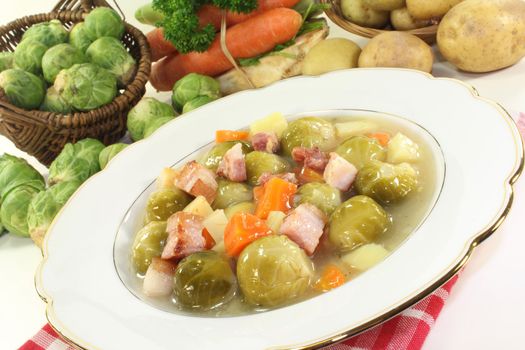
[
  {"xmin": 335, "ymin": 135, "xmax": 387, "ymax": 170},
  {"xmin": 41, "ymin": 44, "xmax": 86, "ymax": 84},
  {"xmin": 281, "ymin": 117, "xmax": 337, "ymax": 156},
  {"xmin": 0, "ymin": 185, "xmax": 41, "ymax": 237},
  {"xmin": 224, "ymin": 201, "xmax": 255, "ymax": 220},
  {"xmin": 145, "ymin": 188, "xmax": 192, "ymax": 223},
  {"xmin": 135, "ymin": 3, "xmax": 165, "ymax": 25},
  {"xmin": 40, "ymin": 87, "xmax": 73, "ymax": 114},
  {"xmin": 212, "ymin": 179, "xmax": 253, "ymax": 210},
  {"xmin": 86, "ymin": 37, "xmax": 136, "ymax": 86},
  {"xmin": 54, "ymin": 63, "xmax": 117, "ymax": 111},
  {"xmin": 48, "ymin": 138, "xmax": 105, "ymax": 185},
  {"xmin": 13, "ymin": 39, "xmax": 48, "ymax": 75},
  {"xmin": 69, "ymin": 23, "xmax": 94, "ymax": 53},
  {"xmin": 200, "ymin": 140, "xmax": 252, "ymax": 172},
  {"xmin": 294, "ymin": 0, "xmax": 330, "ymax": 19},
  {"xmin": 245, "ymin": 151, "xmax": 290, "ymax": 186},
  {"xmin": 173, "ymin": 251, "xmax": 236, "ymax": 310},
  {"xmin": 0, "ymin": 153, "xmax": 45, "ymax": 201},
  {"xmin": 237, "ymin": 235, "xmax": 314, "ymax": 307},
  {"xmin": 98, "ymin": 143, "xmax": 128, "ymax": 169},
  {"xmin": 0, "ymin": 52, "xmax": 14, "ymax": 73},
  {"xmin": 296, "ymin": 182, "xmax": 341, "ymax": 216},
  {"xmin": 127, "ymin": 97, "xmax": 176, "ymax": 141},
  {"xmin": 182, "ymin": 95, "xmax": 215, "ymax": 113},
  {"xmin": 0, "ymin": 69, "xmax": 45, "ymax": 110},
  {"xmin": 143, "ymin": 116, "xmax": 175, "ymax": 138},
  {"xmin": 132, "ymin": 221, "xmax": 168, "ymax": 274},
  {"xmin": 84, "ymin": 7, "xmax": 125, "ymax": 40},
  {"xmin": 172, "ymin": 73, "xmax": 221, "ymax": 111},
  {"xmin": 21, "ymin": 20, "xmax": 68, "ymax": 47}
]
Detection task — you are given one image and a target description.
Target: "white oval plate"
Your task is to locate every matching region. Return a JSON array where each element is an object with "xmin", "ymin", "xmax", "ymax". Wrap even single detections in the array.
[{"xmin": 36, "ymin": 69, "xmax": 523, "ymax": 350}]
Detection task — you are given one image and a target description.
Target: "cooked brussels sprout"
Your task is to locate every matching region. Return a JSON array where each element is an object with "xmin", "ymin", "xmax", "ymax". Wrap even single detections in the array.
[
  {"xmin": 281, "ymin": 117, "xmax": 337, "ymax": 156},
  {"xmin": 0, "ymin": 69, "xmax": 46, "ymax": 110},
  {"xmin": 42, "ymin": 44, "xmax": 86, "ymax": 84},
  {"xmin": 355, "ymin": 161, "xmax": 418, "ymax": 204},
  {"xmin": 329, "ymin": 195, "xmax": 389, "ymax": 252},
  {"xmin": 21, "ymin": 20, "xmax": 68, "ymax": 47},
  {"xmin": 0, "ymin": 52, "xmax": 14, "ymax": 73},
  {"xmin": 40, "ymin": 87, "xmax": 73, "ymax": 113},
  {"xmin": 69, "ymin": 22, "xmax": 94, "ymax": 53},
  {"xmin": 27, "ymin": 181, "xmax": 80, "ymax": 247},
  {"xmin": 0, "ymin": 185, "xmax": 41, "ymax": 237},
  {"xmin": 213, "ymin": 179, "xmax": 253, "ymax": 210},
  {"xmin": 127, "ymin": 97, "xmax": 176, "ymax": 141},
  {"xmin": 54, "ymin": 63, "xmax": 117, "ymax": 111},
  {"xmin": 200, "ymin": 141, "xmax": 253, "ymax": 172},
  {"xmin": 182, "ymin": 96, "xmax": 214, "ymax": 113},
  {"xmin": 0, "ymin": 154, "xmax": 45, "ymax": 201},
  {"xmin": 143, "ymin": 116, "xmax": 175, "ymax": 138},
  {"xmin": 335, "ymin": 135, "xmax": 387, "ymax": 169},
  {"xmin": 86, "ymin": 37, "xmax": 136, "ymax": 86},
  {"xmin": 48, "ymin": 138, "xmax": 105, "ymax": 185},
  {"xmin": 245, "ymin": 151, "xmax": 290, "ymax": 185},
  {"xmin": 237, "ymin": 235, "xmax": 314, "ymax": 307},
  {"xmin": 296, "ymin": 182, "xmax": 341, "ymax": 216},
  {"xmin": 132, "ymin": 221, "xmax": 168, "ymax": 274},
  {"xmin": 172, "ymin": 73, "xmax": 221, "ymax": 111},
  {"xmin": 98, "ymin": 143, "xmax": 128, "ymax": 169},
  {"xmin": 13, "ymin": 39, "xmax": 48, "ymax": 75},
  {"xmin": 84, "ymin": 7, "xmax": 125, "ymax": 40},
  {"xmin": 145, "ymin": 188, "xmax": 193, "ymax": 223},
  {"xmin": 173, "ymin": 251, "xmax": 236, "ymax": 310},
  {"xmin": 224, "ymin": 201, "xmax": 255, "ymax": 220}
]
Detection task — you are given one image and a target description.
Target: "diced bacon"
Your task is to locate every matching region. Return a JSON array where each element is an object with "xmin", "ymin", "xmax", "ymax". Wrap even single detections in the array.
[
  {"xmin": 323, "ymin": 152, "xmax": 358, "ymax": 192},
  {"xmin": 257, "ymin": 172, "xmax": 298, "ymax": 186},
  {"xmin": 161, "ymin": 212, "xmax": 206, "ymax": 260},
  {"xmin": 216, "ymin": 143, "xmax": 247, "ymax": 182},
  {"xmin": 280, "ymin": 204, "xmax": 327, "ymax": 255},
  {"xmin": 251, "ymin": 132, "xmax": 279, "ymax": 153},
  {"xmin": 292, "ymin": 147, "xmax": 329, "ymax": 172},
  {"xmin": 143, "ymin": 257, "xmax": 177, "ymax": 297},
  {"xmin": 175, "ymin": 161, "xmax": 218, "ymax": 203}
]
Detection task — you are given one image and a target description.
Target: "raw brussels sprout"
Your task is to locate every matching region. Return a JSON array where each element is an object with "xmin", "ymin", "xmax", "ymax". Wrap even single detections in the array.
[
  {"xmin": 69, "ymin": 23, "xmax": 94, "ymax": 53},
  {"xmin": 0, "ymin": 52, "xmax": 14, "ymax": 73},
  {"xmin": 355, "ymin": 161, "xmax": 418, "ymax": 204},
  {"xmin": 98, "ymin": 143, "xmax": 128, "ymax": 169},
  {"xmin": 335, "ymin": 135, "xmax": 387, "ymax": 169},
  {"xmin": 245, "ymin": 151, "xmax": 290, "ymax": 185},
  {"xmin": 13, "ymin": 39, "xmax": 48, "ymax": 74},
  {"xmin": 281, "ymin": 117, "xmax": 337, "ymax": 156},
  {"xmin": 0, "ymin": 185, "xmax": 41, "ymax": 237},
  {"xmin": 145, "ymin": 188, "xmax": 193, "ymax": 223},
  {"xmin": 54, "ymin": 63, "xmax": 117, "ymax": 111},
  {"xmin": 296, "ymin": 182, "xmax": 341, "ymax": 216},
  {"xmin": 0, "ymin": 218, "xmax": 4, "ymax": 234},
  {"xmin": 174, "ymin": 251, "xmax": 236, "ymax": 310},
  {"xmin": 182, "ymin": 96, "xmax": 214, "ymax": 113},
  {"xmin": 224, "ymin": 201, "xmax": 255, "ymax": 220},
  {"xmin": 27, "ymin": 181, "xmax": 80, "ymax": 247},
  {"xmin": 143, "ymin": 116, "xmax": 175, "ymax": 138},
  {"xmin": 172, "ymin": 73, "xmax": 221, "ymax": 110},
  {"xmin": 237, "ymin": 235, "xmax": 314, "ymax": 307},
  {"xmin": 132, "ymin": 221, "xmax": 167, "ymax": 274},
  {"xmin": 0, "ymin": 69, "xmax": 46, "ymax": 110},
  {"xmin": 21, "ymin": 20, "xmax": 68, "ymax": 47},
  {"xmin": 84, "ymin": 7, "xmax": 125, "ymax": 40},
  {"xmin": 200, "ymin": 141, "xmax": 253, "ymax": 172},
  {"xmin": 40, "ymin": 87, "xmax": 73, "ymax": 114},
  {"xmin": 212, "ymin": 179, "xmax": 253, "ymax": 210},
  {"xmin": 42, "ymin": 44, "xmax": 86, "ymax": 84},
  {"xmin": 48, "ymin": 138, "xmax": 105, "ymax": 185},
  {"xmin": 126, "ymin": 97, "xmax": 176, "ymax": 141},
  {"xmin": 86, "ymin": 37, "xmax": 136, "ymax": 86},
  {"xmin": 0, "ymin": 154, "xmax": 45, "ymax": 201},
  {"xmin": 329, "ymin": 195, "xmax": 389, "ymax": 252}
]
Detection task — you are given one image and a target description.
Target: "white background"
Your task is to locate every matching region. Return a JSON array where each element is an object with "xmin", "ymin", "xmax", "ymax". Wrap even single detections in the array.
[{"xmin": 0, "ymin": 1, "xmax": 524, "ymax": 349}]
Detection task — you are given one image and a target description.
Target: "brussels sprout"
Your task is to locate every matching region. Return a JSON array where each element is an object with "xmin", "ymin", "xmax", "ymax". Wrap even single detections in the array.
[
  {"xmin": 237, "ymin": 235, "xmax": 314, "ymax": 307},
  {"xmin": 0, "ymin": 52, "xmax": 14, "ymax": 73},
  {"xmin": 143, "ymin": 116, "xmax": 175, "ymax": 138},
  {"xmin": 54, "ymin": 63, "xmax": 117, "ymax": 111},
  {"xmin": 27, "ymin": 181, "xmax": 80, "ymax": 247},
  {"xmin": 69, "ymin": 22, "xmax": 94, "ymax": 53},
  {"xmin": 84, "ymin": 7, "xmax": 125, "ymax": 40},
  {"xmin": 296, "ymin": 182, "xmax": 341, "ymax": 216},
  {"xmin": 335, "ymin": 135, "xmax": 387, "ymax": 170},
  {"xmin": 48, "ymin": 138, "xmax": 105, "ymax": 185},
  {"xmin": 173, "ymin": 251, "xmax": 236, "ymax": 310},
  {"xmin": 21, "ymin": 20, "xmax": 68, "ymax": 47},
  {"xmin": 13, "ymin": 39, "xmax": 48, "ymax": 75},
  {"xmin": 245, "ymin": 151, "xmax": 290, "ymax": 185},
  {"xmin": 212, "ymin": 179, "xmax": 253, "ymax": 210},
  {"xmin": 98, "ymin": 143, "xmax": 128, "ymax": 169},
  {"xmin": 40, "ymin": 86, "xmax": 73, "ymax": 113},
  {"xmin": 172, "ymin": 73, "xmax": 221, "ymax": 111},
  {"xmin": 224, "ymin": 201, "xmax": 255, "ymax": 220},
  {"xmin": 0, "ymin": 218, "xmax": 4, "ymax": 234},
  {"xmin": 0, "ymin": 154, "xmax": 45, "ymax": 201},
  {"xmin": 86, "ymin": 37, "xmax": 136, "ymax": 86},
  {"xmin": 355, "ymin": 161, "xmax": 418, "ymax": 204},
  {"xmin": 182, "ymin": 96, "xmax": 214, "ymax": 113},
  {"xmin": 145, "ymin": 188, "xmax": 193, "ymax": 223},
  {"xmin": 200, "ymin": 141, "xmax": 253, "ymax": 172},
  {"xmin": 281, "ymin": 117, "xmax": 337, "ymax": 156},
  {"xmin": 41, "ymin": 44, "xmax": 86, "ymax": 84},
  {"xmin": 132, "ymin": 221, "xmax": 167, "ymax": 274},
  {"xmin": 329, "ymin": 195, "xmax": 389, "ymax": 252},
  {"xmin": 0, "ymin": 69, "xmax": 46, "ymax": 110},
  {"xmin": 126, "ymin": 97, "xmax": 176, "ymax": 141},
  {"xmin": 0, "ymin": 185, "xmax": 41, "ymax": 237}
]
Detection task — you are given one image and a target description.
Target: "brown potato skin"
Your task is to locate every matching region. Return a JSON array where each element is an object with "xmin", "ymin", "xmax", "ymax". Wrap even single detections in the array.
[
  {"xmin": 341, "ymin": 0, "xmax": 390, "ymax": 28},
  {"xmin": 437, "ymin": 0, "xmax": 525, "ymax": 73},
  {"xmin": 363, "ymin": 0, "xmax": 406, "ymax": 12},
  {"xmin": 406, "ymin": 0, "xmax": 463, "ymax": 19},
  {"xmin": 302, "ymin": 38, "xmax": 362, "ymax": 76},
  {"xmin": 391, "ymin": 7, "xmax": 434, "ymax": 30}
]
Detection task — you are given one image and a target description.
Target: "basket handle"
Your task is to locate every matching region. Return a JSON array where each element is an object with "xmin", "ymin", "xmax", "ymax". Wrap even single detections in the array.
[{"xmin": 52, "ymin": 0, "xmax": 125, "ymax": 19}]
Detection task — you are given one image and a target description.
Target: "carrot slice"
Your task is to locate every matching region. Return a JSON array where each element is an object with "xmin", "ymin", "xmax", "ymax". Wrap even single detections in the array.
[
  {"xmin": 315, "ymin": 265, "xmax": 346, "ymax": 292},
  {"xmin": 254, "ymin": 177, "xmax": 297, "ymax": 219},
  {"xmin": 215, "ymin": 130, "xmax": 250, "ymax": 143},
  {"xmin": 366, "ymin": 132, "xmax": 391, "ymax": 147},
  {"xmin": 224, "ymin": 212, "xmax": 272, "ymax": 257},
  {"xmin": 253, "ymin": 185, "xmax": 265, "ymax": 203}
]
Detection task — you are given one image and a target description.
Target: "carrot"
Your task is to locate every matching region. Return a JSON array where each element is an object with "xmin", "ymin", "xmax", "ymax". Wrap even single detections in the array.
[
  {"xmin": 294, "ymin": 166, "xmax": 324, "ymax": 185},
  {"xmin": 254, "ymin": 177, "xmax": 297, "ymax": 220},
  {"xmin": 315, "ymin": 265, "xmax": 346, "ymax": 292},
  {"xmin": 150, "ymin": 7, "xmax": 303, "ymax": 91},
  {"xmin": 202, "ymin": 228, "xmax": 216, "ymax": 249},
  {"xmin": 253, "ymin": 185, "xmax": 265, "ymax": 203},
  {"xmin": 215, "ymin": 130, "xmax": 250, "ymax": 143},
  {"xmin": 147, "ymin": 28, "xmax": 178, "ymax": 62},
  {"xmin": 366, "ymin": 132, "xmax": 391, "ymax": 147},
  {"xmin": 224, "ymin": 212, "xmax": 273, "ymax": 257}
]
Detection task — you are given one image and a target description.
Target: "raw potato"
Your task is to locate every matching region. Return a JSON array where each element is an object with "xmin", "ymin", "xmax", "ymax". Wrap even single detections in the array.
[
  {"xmin": 302, "ymin": 38, "xmax": 362, "ymax": 76},
  {"xmin": 358, "ymin": 32, "xmax": 434, "ymax": 73},
  {"xmin": 363, "ymin": 0, "xmax": 405, "ymax": 11},
  {"xmin": 391, "ymin": 7, "xmax": 434, "ymax": 30},
  {"xmin": 406, "ymin": 0, "xmax": 463, "ymax": 19},
  {"xmin": 341, "ymin": 0, "xmax": 390, "ymax": 28},
  {"xmin": 437, "ymin": 0, "xmax": 525, "ymax": 73}
]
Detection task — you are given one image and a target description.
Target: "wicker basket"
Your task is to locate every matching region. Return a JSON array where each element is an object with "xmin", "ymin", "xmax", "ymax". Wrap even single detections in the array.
[
  {"xmin": 322, "ymin": 0, "xmax": 438, "ymax": 44},
  {"xmin": 0, "ymin": 0, "xmax": 151, "ymax": 166}
]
